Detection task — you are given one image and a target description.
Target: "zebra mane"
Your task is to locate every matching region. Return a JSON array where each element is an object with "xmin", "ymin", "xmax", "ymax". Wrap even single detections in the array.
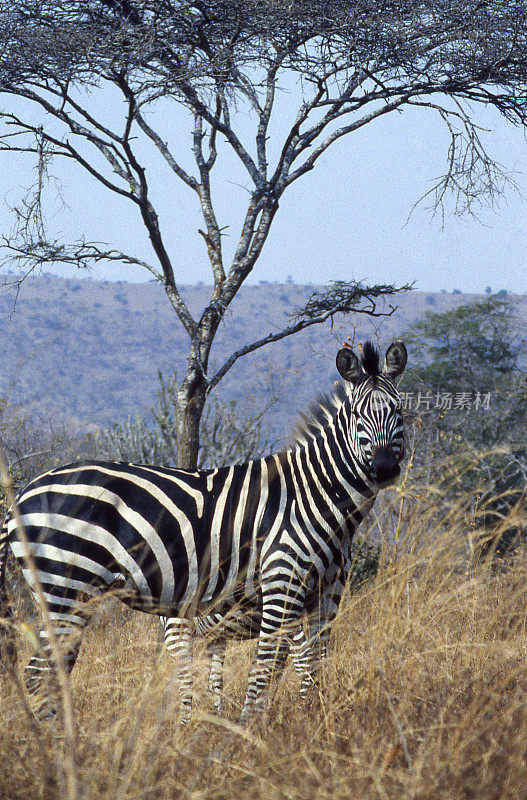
[
  {"xmin": 292, "ymin": 381, "xmax": 350, "ymax": 447},
  {"xmin": 361, "ymin": 341, "xmax": 380, "ymax": 378}
]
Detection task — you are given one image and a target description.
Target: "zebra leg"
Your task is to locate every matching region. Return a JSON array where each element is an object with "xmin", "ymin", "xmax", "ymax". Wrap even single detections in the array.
[
  {"xmin": 290, "ymin": 549, "xmax": 348, "ymax": 697},
  {"xmin": 24, "ymin": 615, "xmax": 89, "ymax": 722},
  {"xmin": 197, "ymin": 604, "xmax": 261, "ymax": 714},
  {"xmin": 205, "ymin": 642, "xmax": 226, "ymax": 713},
  {"xmin": 161, "ymin": 616, "xmax": 194, "ymax": 717},
  {"xmin": 290, "ymin": 617, "xmax": 331, "ymax": 698},
  {"xmin": 241, "ymin": 593, "xmax": 300, "ymax": 723},
  {"xmin": 289, "ymin": 625, "xmax": 319, "ymax": 697},
  {"xmin": 241, "ymin": 628, "xmax": 290, "ymax": 722}
]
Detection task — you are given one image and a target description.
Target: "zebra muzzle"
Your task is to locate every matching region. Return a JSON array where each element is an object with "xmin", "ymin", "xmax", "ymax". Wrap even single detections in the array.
[{"xmin": 370, "ymin": 447, "xmax": 400, "ymax": 485}]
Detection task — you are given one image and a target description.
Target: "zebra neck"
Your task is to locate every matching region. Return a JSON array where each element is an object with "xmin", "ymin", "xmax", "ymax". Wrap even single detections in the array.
[{"xmin": 288, "ymin": 434, "xmax": 377, "ymax": 537}]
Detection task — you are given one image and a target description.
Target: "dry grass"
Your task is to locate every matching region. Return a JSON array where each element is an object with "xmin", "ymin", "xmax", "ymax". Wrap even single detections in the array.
[{"xmin": 3, "ymin": 496, "xmax": 527, "ymax": 799}]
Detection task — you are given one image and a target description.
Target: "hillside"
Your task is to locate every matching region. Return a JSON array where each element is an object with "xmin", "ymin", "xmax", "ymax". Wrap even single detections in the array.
[{"xmin": 1, "ymin": 275, "xmax": 525, "ymax": 438}]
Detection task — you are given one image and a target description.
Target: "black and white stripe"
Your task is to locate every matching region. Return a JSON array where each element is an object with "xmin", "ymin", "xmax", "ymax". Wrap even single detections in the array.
[
  {"xmin": 0, "ymin": 341, "xmax": 407, "ymax": 721},
  {"xmin": 159, "ymin": 539, "xmax": 354, "ymax": 713},
  {"xmin": 159, "ymin": 606, "xmax": 262, "ymax": 712}
]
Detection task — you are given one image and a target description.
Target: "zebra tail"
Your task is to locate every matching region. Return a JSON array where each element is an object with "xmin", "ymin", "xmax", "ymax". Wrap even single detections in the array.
[{"xmin": 0, "ymin": 515, "xmax": 16, "ymax": 669}]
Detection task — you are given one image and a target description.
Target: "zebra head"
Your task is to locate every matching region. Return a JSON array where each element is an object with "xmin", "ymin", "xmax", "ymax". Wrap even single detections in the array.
[{"xmin": 336, "ymin": 341, "xmax": 407, "ymax": 486}]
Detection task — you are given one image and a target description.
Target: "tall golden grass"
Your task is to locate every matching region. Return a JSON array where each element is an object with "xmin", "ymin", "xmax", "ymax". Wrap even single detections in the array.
[{"xmin": 2, "ymin": 483, "xmax": 527, "ymax": 800}]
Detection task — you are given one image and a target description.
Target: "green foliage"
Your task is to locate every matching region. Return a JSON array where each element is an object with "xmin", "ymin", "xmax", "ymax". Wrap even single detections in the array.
[
  {"xmin": 398, "ymin": 295, "xmax": 527, "ymax": 565},
  {"xmin": 348, "ymin": 538, "xmax": 380, "ymax": 592},
  {"xmin": 402, "ymin": 295, "xmax": 527, "ymax": 454},
  {"xmin": 403, "ymin": 296, "xmax": 524, "ymax": 392}
]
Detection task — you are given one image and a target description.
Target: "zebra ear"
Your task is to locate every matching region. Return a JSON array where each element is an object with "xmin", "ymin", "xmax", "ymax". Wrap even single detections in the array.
[
  {"xmin": 383, "ymin": 341, "xmax": 407, "ymax": 380},
  {"xmin": 336, "ymin": 348, "xmax": 362, "ymax": 382}
]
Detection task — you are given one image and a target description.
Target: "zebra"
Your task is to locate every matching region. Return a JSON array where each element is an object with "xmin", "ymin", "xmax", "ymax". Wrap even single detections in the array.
[
  {"xmin": 0, "ymin": 340, "xmax": 407, "ymax": 722},
  {"xmin": 158, "ymin": 533, "xmax": 369, "ymax": 713},
  {"xmin": 159, "ymin": 605, "xmax": 262, "ymax": 713}
]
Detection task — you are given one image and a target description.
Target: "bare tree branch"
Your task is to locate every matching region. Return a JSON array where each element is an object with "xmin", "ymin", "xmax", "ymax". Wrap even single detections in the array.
[
  {"xmin": 406, "ymin": 99, "xmax": 519, "ymax": 221},
  {"xmin": 208, "ymin": 281, "xmax": 411, "ymax": 393}
]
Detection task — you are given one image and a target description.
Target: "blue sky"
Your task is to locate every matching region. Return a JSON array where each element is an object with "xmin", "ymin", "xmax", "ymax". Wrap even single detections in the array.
[{"xmin": 1, "ymin": 95, "xmax": 526, "ymax": 295}]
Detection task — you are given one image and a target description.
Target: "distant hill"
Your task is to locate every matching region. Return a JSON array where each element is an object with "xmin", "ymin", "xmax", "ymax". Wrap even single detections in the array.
[{"xmin": 1, "ymin": 276, "xmax": 525, "ymax": 439}]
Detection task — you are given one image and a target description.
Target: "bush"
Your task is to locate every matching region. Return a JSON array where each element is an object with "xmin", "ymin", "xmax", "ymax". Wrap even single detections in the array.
[
  {"xmin": 0, "ymin": 399, "xmax": 93, "ymax": 496},
  {"xmin": 95, "ymin": 371, "xmax": 277, "ymax": 469}
]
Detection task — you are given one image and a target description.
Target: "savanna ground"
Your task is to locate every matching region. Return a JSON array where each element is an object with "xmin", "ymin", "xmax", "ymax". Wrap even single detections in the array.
[{"xmin": 2, "ymin": 485, "xmax": 527, "ymax": 800}]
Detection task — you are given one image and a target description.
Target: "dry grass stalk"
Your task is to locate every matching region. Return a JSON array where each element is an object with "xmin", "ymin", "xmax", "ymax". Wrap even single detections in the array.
[
  {"xmin": 2, "ymin": 481, "xmax": 527, "ymax": 798},
  {"xmin": 0, "ymin": 448, "xmax": 79, "ymax": 800}
]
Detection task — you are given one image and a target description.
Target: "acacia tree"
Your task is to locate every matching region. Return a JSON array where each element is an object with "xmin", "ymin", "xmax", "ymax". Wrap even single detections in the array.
[{"xmin": 1, "ymin": 1, "xmax": 527, "ymax": 468}]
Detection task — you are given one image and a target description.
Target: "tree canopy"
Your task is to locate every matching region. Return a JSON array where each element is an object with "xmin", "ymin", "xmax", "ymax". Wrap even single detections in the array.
[
  {"xmin": 403, "ymin": 295, "xmax": 527, "ymax": 453},
  {"xmin": 404, "ymin": 296, "xmax": 526, "ymax": 392},
  {"xmin": 2, "ymin": 1, "xmax": 527, "ymax": 466}
]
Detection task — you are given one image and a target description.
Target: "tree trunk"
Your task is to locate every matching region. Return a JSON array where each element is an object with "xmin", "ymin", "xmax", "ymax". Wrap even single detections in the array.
[{"xmin": 176, "ymin": 367, "xmax": 207, "ymax": 470}]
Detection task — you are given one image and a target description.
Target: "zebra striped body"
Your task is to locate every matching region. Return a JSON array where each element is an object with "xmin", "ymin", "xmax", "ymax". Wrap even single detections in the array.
[
  {"xmin": 0, "ymin": 341, "xmax": 407, "ymax": 721},
  {"xmin": 159, "ymin": 539, "xmax": 353, "ymax": 712}
]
